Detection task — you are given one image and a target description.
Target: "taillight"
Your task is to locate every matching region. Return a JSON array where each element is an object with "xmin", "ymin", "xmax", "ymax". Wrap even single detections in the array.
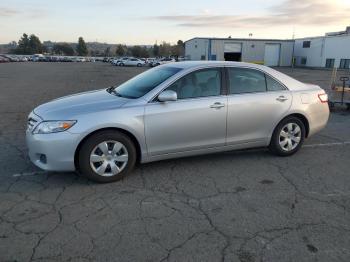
[{"xmin": 318, "ymin": 93, "xmax": 328, "ymax": 103}]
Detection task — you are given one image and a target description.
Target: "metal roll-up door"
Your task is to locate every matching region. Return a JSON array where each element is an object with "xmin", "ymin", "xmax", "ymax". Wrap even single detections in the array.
[
  {"xmin": 264, "ymin": 44, "xmax": 281, "ymax": 66},
  {"xmin": 224, "ymin": 43, "xmax": 242, "ymax": 53}
]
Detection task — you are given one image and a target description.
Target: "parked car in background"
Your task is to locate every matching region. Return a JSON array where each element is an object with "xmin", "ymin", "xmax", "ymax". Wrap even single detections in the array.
[
  {"xmin": 145, "ymin": 58, "xmax": 156, "ymax": 65},
  {"xmin": 7, "ymin": 56, "xmax": 20, "ymax": 62},
  {"xmin": 32, "ymin": 54, "xmax": 45, "ymax": 62},
  {"xmin": 61, "ymin": 57, "xmax": 72, "ymax": 62},
  {"xmin": 114, "ymin": 57, "xmax": 130, "ymax": 66},
  {"xmin": 26, "ymin": 61, "xmax": 329, "ymax": 183},
  {"xmin": 120, "ymin": 58, "xmax": 145, "ymax": 67},
  {"xmin": 75, "ymin": 57, "xmax": 86, "ymax": 62},
  {"xmin": 0, "ymin": 55, "xmax": 104, "ymax": 63},
  {"xmin": 111, "ymin": 58, "xmax": 120, "ymax": 66},
  {"xmin": 0, "ymin": 55, "xmax": 10, "ymax": 63},
  {"xmin": 150, "ymin": 57, "xmax": 176, "ymax": 67}
]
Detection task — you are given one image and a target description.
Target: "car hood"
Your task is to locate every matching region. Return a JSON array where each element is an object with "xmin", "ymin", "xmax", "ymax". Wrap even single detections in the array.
[{"xmin": 34, "ymin": 89, "xmax": 130, "ymax": 120}]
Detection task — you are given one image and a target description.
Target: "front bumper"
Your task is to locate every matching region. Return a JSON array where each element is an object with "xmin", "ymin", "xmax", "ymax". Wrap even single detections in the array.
[{"xmin": 26, "ymin": 129, "xmax": 81, "ymax": 172}]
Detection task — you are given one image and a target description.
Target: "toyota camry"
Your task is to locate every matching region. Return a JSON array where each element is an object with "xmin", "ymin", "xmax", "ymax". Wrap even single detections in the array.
[{"xmin": 26, "ymin": 61, "xmax": 329, "ymax": 182}]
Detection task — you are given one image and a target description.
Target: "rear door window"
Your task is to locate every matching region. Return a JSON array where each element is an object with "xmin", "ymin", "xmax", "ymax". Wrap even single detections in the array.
[{"xmin": 228, "ymin": 68, "xmax": 266, "ymax": 94}]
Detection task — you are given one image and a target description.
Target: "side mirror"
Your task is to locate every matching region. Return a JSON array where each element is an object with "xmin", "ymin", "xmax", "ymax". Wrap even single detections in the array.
[{"xmin": 158, "ymin": 90, "xmax": 177, "ymax": 102}]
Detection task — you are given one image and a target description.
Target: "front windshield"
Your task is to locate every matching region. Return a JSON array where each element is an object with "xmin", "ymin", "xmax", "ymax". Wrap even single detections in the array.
[{"xmin": 110, "ymin": 67, "xmax": 182, "ymax": 98}]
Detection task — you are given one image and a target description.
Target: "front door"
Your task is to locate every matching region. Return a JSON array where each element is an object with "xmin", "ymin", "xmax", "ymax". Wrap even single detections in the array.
[{"xmin": 144, "ymin": 68, "xmax": 227, "ymax": 156}]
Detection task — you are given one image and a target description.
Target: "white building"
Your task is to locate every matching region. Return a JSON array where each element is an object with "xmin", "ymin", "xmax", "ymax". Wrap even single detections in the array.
[
  {"xmin": 185, "ymin": 26, "xmax": 350, "ymax": 69},
  {"xmin": 294, "ymin": 26, "xmax": 350, "ymax": 69},
  {"xmin": 184, "ymin": 38, "xmax": 295, "ymax": 67}
]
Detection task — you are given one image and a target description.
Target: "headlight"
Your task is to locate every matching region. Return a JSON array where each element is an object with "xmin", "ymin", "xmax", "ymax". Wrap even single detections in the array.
[{"xmin": 33, "ymin": 120, "xmax": 77, "ymax": 134}]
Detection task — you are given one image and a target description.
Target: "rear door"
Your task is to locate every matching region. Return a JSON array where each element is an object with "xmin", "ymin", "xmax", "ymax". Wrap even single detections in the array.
[
  {"xmin": 144, "ymin": 68, "xmax": 227, "ymax": 155},
  {"xmin": 226, "ymin": 67, "xmax": 292, "ymax": 145}
]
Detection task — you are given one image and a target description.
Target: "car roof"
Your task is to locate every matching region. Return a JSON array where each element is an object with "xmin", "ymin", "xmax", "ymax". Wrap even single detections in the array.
[{"xmin": 163, "ymin": 61, "xmax": 250, "ymax": 69}]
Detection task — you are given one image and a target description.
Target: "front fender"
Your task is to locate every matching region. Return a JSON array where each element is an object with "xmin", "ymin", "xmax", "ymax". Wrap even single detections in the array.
[{"xmin": 68, "ymin": 106, "xmax": 147, "ymax": 159}]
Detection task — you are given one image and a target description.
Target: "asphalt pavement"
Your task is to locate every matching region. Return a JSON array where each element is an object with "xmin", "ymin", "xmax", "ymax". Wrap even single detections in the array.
[{"xmin": 0, "ymin": 62, "xmax": 349, "ymax": 262}]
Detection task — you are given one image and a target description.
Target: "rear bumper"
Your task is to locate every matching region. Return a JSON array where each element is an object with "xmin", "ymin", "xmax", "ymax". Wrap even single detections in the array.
[
  {"xmin": 308, "ymin": 103, "xmax": 330, "ymax": 137},
  {"xmin": 26, "ymin": 130, "xmax": 81, "ymax": 171}
]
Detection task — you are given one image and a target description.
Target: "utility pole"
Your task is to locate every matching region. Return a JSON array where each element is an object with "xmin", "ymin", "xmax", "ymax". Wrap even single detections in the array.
[{"xmin": 292, "ymin": 27, "xmax": 296, "ymax": 72}]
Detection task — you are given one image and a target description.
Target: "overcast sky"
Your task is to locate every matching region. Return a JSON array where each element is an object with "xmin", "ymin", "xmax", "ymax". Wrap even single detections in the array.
[{"xmin": 1, "ymin": 0, "xmax": 349, "ymax": 44}]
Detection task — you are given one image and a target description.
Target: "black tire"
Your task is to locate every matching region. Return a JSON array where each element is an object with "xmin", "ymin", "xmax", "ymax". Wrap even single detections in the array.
[
  {"xmin": 120, "ymin": 63, "xmax": 124, "ymax": 66},
  {"xmin": 269, "ymin": 116, "xmax": 306, "ymax": 157},
  {"xmin": 137, "ymin": 63, "xmax": 142, "ymax": 67},
  {"xmin": 78, "ymin": 130, "xmax": 136, "ymax": 183}
]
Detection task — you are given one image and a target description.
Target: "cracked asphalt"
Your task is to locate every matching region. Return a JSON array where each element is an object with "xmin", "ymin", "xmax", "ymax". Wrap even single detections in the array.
[{"xmin": 0, "ymin": 62, "xmax": 350, "ymax": 262}]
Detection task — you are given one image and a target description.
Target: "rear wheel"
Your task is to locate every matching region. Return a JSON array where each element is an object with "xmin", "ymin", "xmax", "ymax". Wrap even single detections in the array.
[
  {"xmin": 120, "ymin": 63, "xmax": 124, "ymax": 66},
  {"xmin": 137, "ymin": 63, "xmax": 142, "ymax": 67},
  {"xmin": 78, "ymin": 131, "xmax": 136, "ymax": 183},
  {"xmin": 269, "ymin": 117, "xmax": 305, "ymax": 156}
]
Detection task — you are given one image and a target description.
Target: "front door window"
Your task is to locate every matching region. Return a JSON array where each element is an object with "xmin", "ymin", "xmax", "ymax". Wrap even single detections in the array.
[{"xmin": 166, "ymin": 68, "xmax": 221, "ymax": 99}]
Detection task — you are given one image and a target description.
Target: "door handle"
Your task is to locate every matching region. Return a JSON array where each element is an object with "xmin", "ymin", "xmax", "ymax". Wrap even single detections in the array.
[
  {"xmin": 210, "ymin": 102, "xmax": 225, "ymax": 109},
  {"xmin": 276, "ymin": 96, "xmax": 288, "ymax": 102}
]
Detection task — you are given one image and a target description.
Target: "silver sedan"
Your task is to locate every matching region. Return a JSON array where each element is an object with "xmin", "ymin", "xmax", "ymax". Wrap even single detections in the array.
[{"xmin": 26, "ymin": 61, "xmax": 329, "ymax": 182}]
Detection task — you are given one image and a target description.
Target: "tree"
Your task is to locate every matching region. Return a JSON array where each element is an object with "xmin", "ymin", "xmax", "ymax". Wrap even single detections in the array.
[
  {"xmin": 9, "ymin": 41, "xmax": 17, "ymax": 48},
  {"xmin": 90, "ymin": 49, "xmax": 103, "ymax": 57},
  {"xmin": 29, "ymin": 34, "xmax": 44, "ymax": 54},
  {"xmin": 14, "ymin": 33, "xmax": 44, "ymax": 54},
  {"xmin": 115, "ymin": 44, "xmax": 127, "ymax": 57},
  {"xmin": 14, "ymin": 33, "xmax": 30, "ymax": 54},
  {"xmin": 176, "ymin": 40, "xmax": 184, "ymax": 57},
  {"xmin": 153, "ymin": 43, "xmax": 160, "ymax": 57},
  {"xmin": 76, "ymin": 37, "xmax": 88, "ymax": 56},
  {"xmin": 130, "ymin": 45, "xmax": 149, "ymax": 58},
  {"xmin": 159, "ymin": 41, "xmax": 172, "ymax": 57},
  {"xmin": 104, "ymin": 47, "xmax": 111, "ymax": 57},
  {"xmin": 53, "ymin": 43, "xmax": 75, "ymax": 56}
]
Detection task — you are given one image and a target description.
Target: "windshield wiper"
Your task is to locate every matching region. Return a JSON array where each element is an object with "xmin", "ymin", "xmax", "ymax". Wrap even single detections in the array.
[
  {"xmin": 106, "ymin": 86, "xmax": 123, "ymax": 97},
  {"xmin": 106, "ymin": 86, "xmax": 137, "ymax": 99}
]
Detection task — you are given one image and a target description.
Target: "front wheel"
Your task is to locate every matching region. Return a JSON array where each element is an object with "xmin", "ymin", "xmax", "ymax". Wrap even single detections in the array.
[
  {"xmin": 78, "ymin": 131, "xmax": 136, "ymax": 183},
  {"xmin": 269, "ymin": 117, "xmax": 305, "ymax": 156}
]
